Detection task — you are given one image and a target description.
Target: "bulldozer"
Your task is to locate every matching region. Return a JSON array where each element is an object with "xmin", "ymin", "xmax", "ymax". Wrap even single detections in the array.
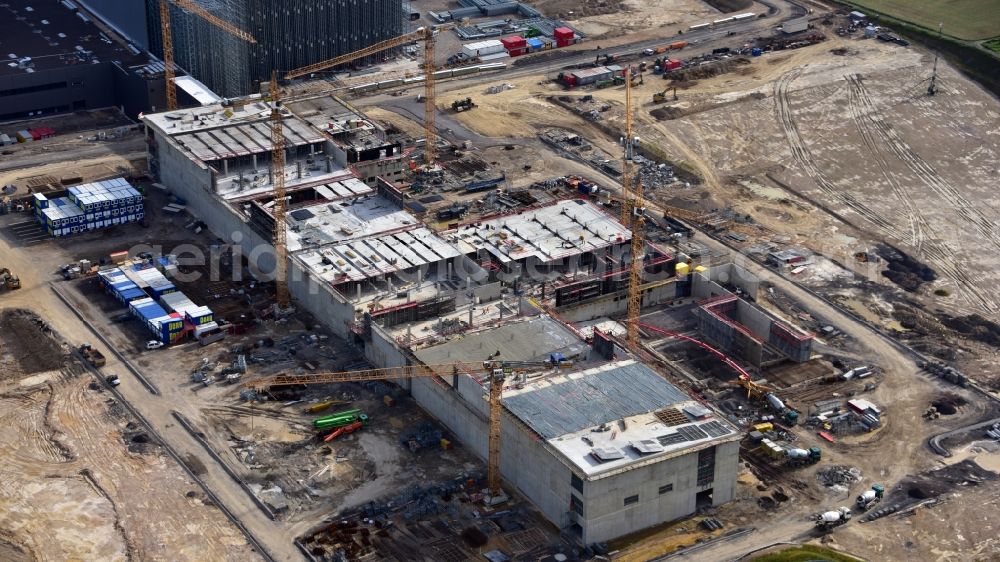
[
  {"xmin": 0, "ymin": 268, "xmax": 20, "ymax": 290},
  {"xmin": 653, "ymin": 87, "xmax": 678, "ymax": 103},
  {"xmin": 451, "ymin": 97, "xmax": 476, "ymax": 112}
]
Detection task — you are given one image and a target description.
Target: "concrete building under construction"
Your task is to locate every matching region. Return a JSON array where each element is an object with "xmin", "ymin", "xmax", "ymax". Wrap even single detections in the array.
[
  {"xmin": 143, "ymin": 94, "xmax": 742, "ymax": 544},
  {"xmin": 147, "ymin": 0, "xmax": 404, "ymax": 97}
]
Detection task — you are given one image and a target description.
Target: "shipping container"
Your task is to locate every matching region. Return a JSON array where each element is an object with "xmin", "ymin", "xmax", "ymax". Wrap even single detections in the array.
[
  {"xmin": 732, "ymin": 12, "xmax": 756, "ymax": 20},
  {"xmin": 553, "ymin": 27, "xmax": 574, "ymax": 40},
  {"xmin": 689, "ymin": 23, "xmax": 711, "ymax": 30},
  {"xmin": 713, "ymin": 17, "xmax": 734, "ymax": 24},
  {"xmin": 670, "ymin": 40, "xmax": 688, "ymax": 50},
  {"xmin": 461, "ymin": 39, "xmax": 505, "ymax": 58},
  {"xmin": 526, "ymin": 38, "xmax": 544, "ymax": 51}
]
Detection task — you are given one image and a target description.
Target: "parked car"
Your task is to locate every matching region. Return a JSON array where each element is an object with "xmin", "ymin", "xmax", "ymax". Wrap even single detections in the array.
[
  {"xmin": 105, "ymin": 375, "xmax": 121, "ymax": 387},
  {"xmin": 146, "ymin": 340, "xmax": 164, "ymax": 350}
]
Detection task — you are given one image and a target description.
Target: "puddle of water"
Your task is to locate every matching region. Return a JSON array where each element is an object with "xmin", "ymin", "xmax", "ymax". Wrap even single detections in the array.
[{"xmin": 944, "ymin": 440, "xmax": 1000, "ymax": 473}]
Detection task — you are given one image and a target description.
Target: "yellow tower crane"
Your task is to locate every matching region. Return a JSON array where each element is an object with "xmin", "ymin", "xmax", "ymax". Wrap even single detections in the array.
[
  {"xmin": 284, "ymin": 25, "xmax": 453, "ymax": 165},
  {"xmin": 622, "ymin": 66, "xmax": 645, "ymax": 345},
  {"xmin": 268, "ymin": 71, "xmax": 290, "ymax": 309},
  {"xmin": 159, "ymin": 0, "xmax": 257, "ymax": 111},
  {"xmin": 247, "ymin": 358, "xmax": 573, "ymax": 497}
]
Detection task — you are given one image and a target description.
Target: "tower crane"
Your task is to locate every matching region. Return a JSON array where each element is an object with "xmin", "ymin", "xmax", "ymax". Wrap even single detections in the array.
[
  {"xmin": 623, "ymin": 66, "xmax": 646, "ymax": 345},
  {"xmin": 284, "ymin": 25, "xmax": 453, "ymax": 165},
  {"xmin": 247, "ymin": 357, "xmax": 573, "ymax": 497},
  {"xmin": 158, "ymin": 0, "xmax": 257, "ymax": 110},
  {"xmin": 268, "ymin": 71, "xmax": 290, "ymax": 309}
]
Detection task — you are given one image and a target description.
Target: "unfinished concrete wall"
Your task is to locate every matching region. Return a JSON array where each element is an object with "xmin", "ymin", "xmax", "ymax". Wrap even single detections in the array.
[
  {"xmin": 290, "ymin": 271, "xmax": 355, "ymax": 338},
  {"xmin": 736, "ymin": 299, "xmax": 772, "ymax": 340},
  {"xmin": 556, "ymin": 281, "xmax": 678, "ymax": 323},
  {"xmin": 153, "ymin": 131, "xmax": 275, "ymax": 275},
  {"xmin": 704, "ymin": 263, "xmax": 760, "ymax": 297},
  {"xmin": 410, "ymin": 374, "xmax": 576, "ymax": 533},
  {"xmin": 579, "ymin": 439, "xmax": 739, "ymax": 544}
]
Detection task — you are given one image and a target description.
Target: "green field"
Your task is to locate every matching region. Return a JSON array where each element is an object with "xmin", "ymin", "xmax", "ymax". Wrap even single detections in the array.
[
  {"xmin": 751, "ymin": 544, "xmax": 864, "ymax": 562},
  {"xmin": 846, "ymin": 0, "xmax": 1000, "ymax": 40}
]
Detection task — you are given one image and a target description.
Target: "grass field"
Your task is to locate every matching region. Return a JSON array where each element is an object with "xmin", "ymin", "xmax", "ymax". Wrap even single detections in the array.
[
  {"xmin": 751, "ymin": 544, "xmax": 864, "ymax": 562},
  {"xmin": 846, "ymin": 0, "xmax": 1000, "ymax": 40}
]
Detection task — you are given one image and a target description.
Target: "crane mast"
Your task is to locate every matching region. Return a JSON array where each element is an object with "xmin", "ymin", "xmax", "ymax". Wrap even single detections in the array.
[
  {"xmin": 623, "ymin": 66, "xmax": 645, "ymax": 344},
  {"xmin": 269, "ymin": 71, "xmax": 290, "ymax": 309}
]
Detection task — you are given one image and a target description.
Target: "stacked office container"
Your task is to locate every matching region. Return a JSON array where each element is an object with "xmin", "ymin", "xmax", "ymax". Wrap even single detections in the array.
[{"xmin": 34, "ymin": 178, "xmax": 145, "ymax": 237}]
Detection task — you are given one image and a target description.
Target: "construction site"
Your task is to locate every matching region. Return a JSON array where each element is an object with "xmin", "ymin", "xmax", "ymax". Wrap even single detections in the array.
[{"xmin": 1, "ymin": 0, "xmax": 999, "ymax": 560}]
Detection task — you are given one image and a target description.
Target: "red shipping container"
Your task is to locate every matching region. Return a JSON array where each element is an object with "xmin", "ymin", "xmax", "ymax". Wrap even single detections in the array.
[
  {"xmin": 500, "ymin": 35, "xmax": 527, "ymax": 48},
  {"xmin": 556, "ymin": 39, "xmax": 573, "ymax": 48},
  {"xmin": 554, "ymin": 27, "xmax": 574, "ymax": 40},
  {"xmin": 665, "ymin": 59, "xmax": 682, "ymax": 71}
]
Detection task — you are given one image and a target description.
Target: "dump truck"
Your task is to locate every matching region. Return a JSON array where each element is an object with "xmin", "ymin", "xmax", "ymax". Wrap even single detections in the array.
[
  {"xmin": 451, "ymin": 98, "xmax": 476, "ymax": 112},
  {"xmin": 785, "ymin": 446, "xmax": 821, "ymax": 467},
  {"xmin": 79, "ymin": 344, "xmax": 106, "ymax": 367},
  {"xmin": 856, "ymin": 484, "xmax": 885, "ymax": 511},
  {"xmin": 815, "ymin": 507, "xmax": 851, "ymax": 530}
]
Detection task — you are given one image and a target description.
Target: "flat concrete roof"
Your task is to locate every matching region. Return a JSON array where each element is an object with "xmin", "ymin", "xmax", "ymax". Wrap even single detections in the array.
[
  {"xmin": 0, "ymin": 0, "xmax": 148, "ymax": 77},
  {"xmin": 502, "ymin": 359, "xmax": 738, "ymax": 477},
  {"xmin": 443, "ymin": 199, "xmax": 631, "ymax": 264},
  {"xmin": 144, "ymin": 102, "xmax": 327, "ymax": 163},
  {"xmin": 296, "ymin": 226, "xmax": 461, "ymax": 283},
  {"xmin": 413, "ymin": 316, "xmax": 590, "ymax": 364},
  {"xmin": 287, "ymin": 194, "xmax": 419, "ymax": 252}
]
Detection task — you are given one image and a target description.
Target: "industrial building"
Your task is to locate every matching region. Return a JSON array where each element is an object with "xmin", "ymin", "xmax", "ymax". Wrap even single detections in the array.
[
  {"xmin": 0, "ymin": 0, "xmax": 166, "ymax": 120},
  {"xmin": 145, "ymin": 0, "xmax": 404, "ymax": 98},
  {"xmin": 143, "ymin": 88, "xmax": 746, "ymax": 543}
]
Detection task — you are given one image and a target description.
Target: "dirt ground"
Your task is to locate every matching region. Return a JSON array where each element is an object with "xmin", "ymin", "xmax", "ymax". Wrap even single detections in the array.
[{"xmin": 0, "ymin": 310, "xmax": 256, "ymax": 561}]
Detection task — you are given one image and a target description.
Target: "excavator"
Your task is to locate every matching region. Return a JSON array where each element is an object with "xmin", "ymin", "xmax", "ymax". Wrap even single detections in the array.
[
  {"xmin": 0, "ymin": 268, "xmax": 20, "ymax": 290},
  {"xmin": 246, "ymin": 355, "xmax": 573, "ymax": 500},
  {"xmin": 653, "ymin": 87, "xmax": 678, "ymax": 103}
]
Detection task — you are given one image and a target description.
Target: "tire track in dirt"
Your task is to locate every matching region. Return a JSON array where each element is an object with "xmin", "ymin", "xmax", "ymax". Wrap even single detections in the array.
[
  {"xmin": 845, "ymin": 74, "xmax": 1000, "ymax": 312},
  {"xmin": 845, "ymin": 74, "xmax": 998, "ymax": 313},
  {"xmin": 772, "ymin": 68, "xmax": 909, "ymax": 242},
  {"xmin": 850, "ymin": 75, "xmax": 1000, "ymax": 252}
]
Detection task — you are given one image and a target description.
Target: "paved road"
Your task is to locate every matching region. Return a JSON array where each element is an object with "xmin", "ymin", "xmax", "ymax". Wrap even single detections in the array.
[{"xmin": 348, "ymin": 0, "xmax": 807, "ymax": 110}]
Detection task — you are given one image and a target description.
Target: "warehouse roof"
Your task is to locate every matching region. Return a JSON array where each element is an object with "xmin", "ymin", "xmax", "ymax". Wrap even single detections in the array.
[
  {"xmin": 502, "ymin": 359, "xmax": 738, "ymax": 477},
  {"xmin": 443, "ymin": 199, "xmax": 631, "ymax": 264}
]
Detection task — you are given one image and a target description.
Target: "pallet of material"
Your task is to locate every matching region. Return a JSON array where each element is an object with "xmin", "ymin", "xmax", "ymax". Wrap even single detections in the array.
[{"xmin": 162, "ymin": 204, "xmax": 186, "ymax": 213}]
